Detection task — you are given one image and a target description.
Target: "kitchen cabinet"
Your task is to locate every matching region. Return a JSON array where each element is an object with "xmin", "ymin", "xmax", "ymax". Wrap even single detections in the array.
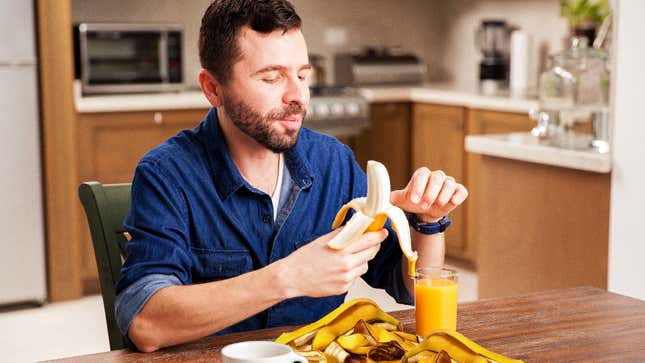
[
  {"xmin": 411, "ymin": 103, "xmax": 467, "ymax": 261},
  {"xmin": 464, "ymin": 109, "xmax": 534, "ymax": 266},
  {"xmin": 77, "ymin": 108, "xmax": 208, "ymax": 292},
  {"xmin": 410, "ymin": 106, "xmax": 535, "ymax": 264},
  {"xmin": 366, "ymin": 103, "xmax": 411, "ymax": 190},
  {"xmin": 474, "ymin": 156, "xmax": 610, "ymax": 298}
]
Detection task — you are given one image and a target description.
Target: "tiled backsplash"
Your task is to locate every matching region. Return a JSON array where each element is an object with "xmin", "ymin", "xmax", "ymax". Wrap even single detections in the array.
[{"xmin": 72, "ymin": 0, "xmax": 567, "ymax": 90}]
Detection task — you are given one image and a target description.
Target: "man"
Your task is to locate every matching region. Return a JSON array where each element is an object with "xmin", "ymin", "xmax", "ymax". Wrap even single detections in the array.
[{"xmin": 115, "ymin": 0, "xmax": 468, "ymax": 353}]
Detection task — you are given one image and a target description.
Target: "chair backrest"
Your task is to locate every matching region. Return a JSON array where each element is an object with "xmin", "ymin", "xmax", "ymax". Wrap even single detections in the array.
[{"xmin": 78, "ymin": 181, "xmax": 131, "ymax": 351}]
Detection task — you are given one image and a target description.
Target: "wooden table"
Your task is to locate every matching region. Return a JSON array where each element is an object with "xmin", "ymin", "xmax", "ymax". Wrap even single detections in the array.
[{"xmin": 46, "ymin": 287, "xmax": 645, "ymax": 362}]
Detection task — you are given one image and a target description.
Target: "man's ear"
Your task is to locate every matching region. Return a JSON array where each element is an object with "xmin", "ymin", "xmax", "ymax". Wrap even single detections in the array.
[{"xmin": 199, "ymin": 69, "xmax": 224, "ymax": 107}]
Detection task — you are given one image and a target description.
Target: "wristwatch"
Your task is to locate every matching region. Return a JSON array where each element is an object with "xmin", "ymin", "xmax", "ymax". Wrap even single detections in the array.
[{"xmin": 407, "ymin": 213, "xmax": 451, "ymax": 235}]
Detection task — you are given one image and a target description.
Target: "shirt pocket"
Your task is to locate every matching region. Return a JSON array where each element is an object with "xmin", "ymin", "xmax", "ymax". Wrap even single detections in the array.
[{"xmin": 190, "ymin": 248, "xmax": 253, "ymax": 283}]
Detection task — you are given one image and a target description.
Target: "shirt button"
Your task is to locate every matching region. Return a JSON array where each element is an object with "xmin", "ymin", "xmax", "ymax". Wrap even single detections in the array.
[{"xmin": 262, "ymin": 214, "xmax": 271, "ymax": 223}]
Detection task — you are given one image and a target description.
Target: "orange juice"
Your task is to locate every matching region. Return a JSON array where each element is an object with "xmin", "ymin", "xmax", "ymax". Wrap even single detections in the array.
[{"xmin": 415, "ymin": 276, "xmax": 458, "ymax": 337}]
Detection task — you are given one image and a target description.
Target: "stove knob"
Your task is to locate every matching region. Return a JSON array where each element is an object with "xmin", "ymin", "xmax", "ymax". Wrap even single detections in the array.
[
  {"xmin": 331, "ymin": 103, "xmax": 345, "ymax": 117},
  {"xmin": 345, "ymin": 102, "xmax": 361, "ymax": 117},
  {"xmin": 315, "ymin": 104, "xmax": 330, "ymax": 118}
]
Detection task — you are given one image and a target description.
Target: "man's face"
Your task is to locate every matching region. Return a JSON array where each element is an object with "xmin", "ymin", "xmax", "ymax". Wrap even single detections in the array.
[{"xmin": 220, "ymin": 26, "xmax": 311, "ymax": 153}]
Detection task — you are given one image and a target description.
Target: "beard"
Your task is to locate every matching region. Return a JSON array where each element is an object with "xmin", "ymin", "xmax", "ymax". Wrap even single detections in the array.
[{"xmin": 222, "ymin": 94, "xmax": 306, "ymax": 153}]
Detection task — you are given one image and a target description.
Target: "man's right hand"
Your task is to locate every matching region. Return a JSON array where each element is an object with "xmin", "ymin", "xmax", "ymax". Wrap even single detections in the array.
[{"xmin": 274, "ymin": 228, "xmax": 388, "ymax": 298}]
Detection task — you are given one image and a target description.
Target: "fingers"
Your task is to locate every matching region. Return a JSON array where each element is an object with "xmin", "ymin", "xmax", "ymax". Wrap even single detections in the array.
[
  {"xmin": 406, "ymin": 167, "xmax": 431, "ymax": 204},
  {"xmin": 436, "ymin": 183, "xmax": 469, "ymax": 216},
  {"xmin": 420, "ymin": 170, "xmax": 447, "ymax": 208},
  {"xmin": 342, "ymin": 229, "xmax": 388, "ymax": 254},
  {"xmin": 350, "ymin": 242, "xmax": 381, "ymax": 265},
  {"xmin": 449, "ymin": 184, "xmax": 469, "ymax": 207},
  {"xmin": 315, "ymin": 228, "xmax": 342, "ymax": 246},
  {"xmin": 343, "ymin": 245, "xmax": 378, "ymax": 280},
  {"xmin": 392, "ymin": 166, "xmax": 468, "ymax": 221},
  {"xmin": 434, "ymin": 176, "xmax": 456, "ymax": 208}
]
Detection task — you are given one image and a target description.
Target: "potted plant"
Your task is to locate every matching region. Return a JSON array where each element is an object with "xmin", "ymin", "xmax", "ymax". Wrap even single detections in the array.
[{"xmin": 560, "ymin": 0, "xmax": 610, "ymax": 43}]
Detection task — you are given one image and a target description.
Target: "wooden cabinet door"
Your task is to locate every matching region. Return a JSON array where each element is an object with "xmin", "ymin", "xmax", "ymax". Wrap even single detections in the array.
[
  {"xmin": 77, "ymin": 108, "xmax": 208, "ymax": 293},
  {"xmin": 411, "ymin": 103, "xmax": 467, "ymax": 260},
  {"xmin": 464, "ymin": 109, "xmax": 534, "ymax": 267},
  {"xmin": 465, "ymin": 108, "xmax": 534, "ymax": 135},
  {"xmin": 367, "ymin": 103, "xmax": 411, "ymax": 190},
  {"xmin": 78, "ymin": 109, "xmax": 208, "ymax": 183}
]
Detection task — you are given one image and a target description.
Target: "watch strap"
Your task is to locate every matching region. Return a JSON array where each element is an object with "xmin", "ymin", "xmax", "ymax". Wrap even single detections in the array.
[{"xmin": 406, "ymin": 214, "xmax": 451, "ymax": 235}]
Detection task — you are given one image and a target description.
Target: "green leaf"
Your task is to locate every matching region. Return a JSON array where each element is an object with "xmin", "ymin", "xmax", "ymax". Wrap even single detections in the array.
[{"xmin": 559, "ymin": 0, "xmax": 610, "ymax": 27}]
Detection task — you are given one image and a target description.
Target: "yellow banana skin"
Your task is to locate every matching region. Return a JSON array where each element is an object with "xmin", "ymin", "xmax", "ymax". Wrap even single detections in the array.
[
  {"xmin": 405, "ymin": 329, "xmax": 524, "ymax": 363},
  {"xmin": 276, "ymin": 299, "xmax": 523, "ymax": 363},
  {"xmin": 328, "ymin": 160, "xmax": 418, "ymax": 277},
  {"xmin": 275, "ymin": 298, "xmax": 399, "ymax": 348}
]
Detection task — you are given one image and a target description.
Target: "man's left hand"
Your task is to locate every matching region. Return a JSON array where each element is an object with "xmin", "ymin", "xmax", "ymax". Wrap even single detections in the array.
[{"xmin": 390, "ymin": 167, "xmax": 468, "ymax": 223}]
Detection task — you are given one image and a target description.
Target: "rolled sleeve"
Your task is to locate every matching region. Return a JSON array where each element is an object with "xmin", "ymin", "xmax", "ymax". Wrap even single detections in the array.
[
  {"xmin": 115, "ymin": 273, "xmax": 182, "ymax": 337},
  {"xmin": 116, "ymin": 160, "xmax": 193, "ymax": 294}
]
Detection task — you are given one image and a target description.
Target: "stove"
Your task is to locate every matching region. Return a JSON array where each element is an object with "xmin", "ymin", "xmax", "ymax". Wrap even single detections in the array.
[{"xmin": 304, "ymin": 86, "xmax": 370, "ymax": 137}]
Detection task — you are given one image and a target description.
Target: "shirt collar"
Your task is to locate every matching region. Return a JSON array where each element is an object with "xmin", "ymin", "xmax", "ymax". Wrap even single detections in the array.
[{"xmin": 201, "ymin": 108, "xmax": 314, "ymax": 201}]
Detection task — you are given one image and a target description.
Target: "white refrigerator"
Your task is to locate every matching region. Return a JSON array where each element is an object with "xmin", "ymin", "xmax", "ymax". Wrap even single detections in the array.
[{"xmin": 0, "ymin": 0, "xmax": 47, "ymax": 305}]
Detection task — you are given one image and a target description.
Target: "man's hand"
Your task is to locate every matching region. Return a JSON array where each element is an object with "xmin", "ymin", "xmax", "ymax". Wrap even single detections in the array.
[
  {"xmin": 391, "ymin": 167, "xmax": 468, "ymax": 223},
  {"xmin": 276, "ymin": 228, "xmax": 388, "ymax": 298}
]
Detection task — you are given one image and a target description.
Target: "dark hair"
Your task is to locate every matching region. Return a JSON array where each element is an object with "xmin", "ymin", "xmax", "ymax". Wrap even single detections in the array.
[{"xmin": 199, "ymin": 0, "xmax": 302, "ymax": 85}]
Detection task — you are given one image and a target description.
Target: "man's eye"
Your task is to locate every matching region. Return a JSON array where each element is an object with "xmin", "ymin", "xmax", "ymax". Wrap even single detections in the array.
[{"xmin": 262, "ymin": 74, "xmax": 282, "ymax": 83}]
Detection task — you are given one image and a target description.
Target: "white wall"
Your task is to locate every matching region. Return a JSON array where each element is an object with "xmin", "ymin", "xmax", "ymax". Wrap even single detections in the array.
[
  {"xmin": 436, "ymin": 0, "xmax": 567, "ymax": 91},
  {"xmin": 608, "ymin": 0, "xmax": 645, "ymax": 300}
]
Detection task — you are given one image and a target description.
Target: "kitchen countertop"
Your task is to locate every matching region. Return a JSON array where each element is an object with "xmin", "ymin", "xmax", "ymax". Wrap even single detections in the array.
[
  {"xmin": 359, "ymin": 83, "xmax": 538, "ymax": 113},
  {"xmin": 74, "ymin": 87, "xmax": 210, "ymax": 114},
  {"xmin": 465, "ymin": 132, "xmax": 611, "ymax": 173},
  {"xmin": 74, "ymin": 82, "xmax": 538, "ymax": 114}
]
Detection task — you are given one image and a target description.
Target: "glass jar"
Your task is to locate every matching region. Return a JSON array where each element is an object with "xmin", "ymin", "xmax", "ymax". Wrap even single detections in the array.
[{"xmin": 530, "ymin": 37, "xmax": 610, "ymax": 152}]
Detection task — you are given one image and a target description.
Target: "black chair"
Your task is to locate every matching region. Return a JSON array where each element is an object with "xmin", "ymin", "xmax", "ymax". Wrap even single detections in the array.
[{"xmin": 78, "ymin": 181, "xmax": 131, "ymax": 350}]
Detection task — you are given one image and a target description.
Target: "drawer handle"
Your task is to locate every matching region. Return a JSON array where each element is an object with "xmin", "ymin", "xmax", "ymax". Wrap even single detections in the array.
[{"xmin": 153, "ymin": 112, "xmax": 163, "ymax": 125}]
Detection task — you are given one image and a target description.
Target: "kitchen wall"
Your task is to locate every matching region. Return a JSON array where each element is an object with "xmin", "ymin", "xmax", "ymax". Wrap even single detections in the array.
[
  {"xmin": 435, "ymin": 0, "xmax": 568, "ymax": 91},
  {"xmin": 72, "ymin": 0, "xmax": 445, "ymax": 88},
  {"xmin": 72, "ymin": 0, "xmax": 567, "ymax": 91},
  {"xmin": 608, "ymin": 0, "xmax": 645, "ymax": 300}
]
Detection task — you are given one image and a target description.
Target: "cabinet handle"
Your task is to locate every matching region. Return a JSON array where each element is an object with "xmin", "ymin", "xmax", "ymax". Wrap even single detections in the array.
[{"xmin": 153, "ymin": 112, "xmax": 163, "ymax": 125}]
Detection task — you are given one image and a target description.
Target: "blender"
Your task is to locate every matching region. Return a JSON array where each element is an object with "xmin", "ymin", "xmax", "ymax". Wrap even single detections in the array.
[{"xmin": 476, "ymin": 20, "xmax": 511, "ymax": 95}]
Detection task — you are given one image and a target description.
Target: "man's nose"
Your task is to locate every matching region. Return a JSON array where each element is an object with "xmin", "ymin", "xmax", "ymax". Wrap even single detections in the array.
[{"xmin": 282, "ymin": 75, "xmax": 308, "ymax": 106}]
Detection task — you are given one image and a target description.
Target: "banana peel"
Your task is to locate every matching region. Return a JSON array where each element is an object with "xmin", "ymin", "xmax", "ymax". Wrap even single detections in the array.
[
  {"xmin": 275, "ymin": 298, "xmax": 400, "ymax": 350},
  {"xmin": 404, "ymin": 330, "xmax": 523, "ymax": 363},
  {"xmin": 276, "ymin": 299, "xmax": 523, "ymax": 363}
]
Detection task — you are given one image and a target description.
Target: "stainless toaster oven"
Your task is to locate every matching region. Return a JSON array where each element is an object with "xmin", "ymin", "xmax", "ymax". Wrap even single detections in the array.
[
  {"xmin": 74, "ymin": 23, "xmax": 184, "ymax": 95},
  {"xmin": 334, "ymin": 48, "xmax": 426, "ymax": 86}
]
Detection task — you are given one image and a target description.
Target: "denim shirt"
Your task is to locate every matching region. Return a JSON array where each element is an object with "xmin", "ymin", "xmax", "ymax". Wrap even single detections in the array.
[{"xmin": 115, "ymin": 108, "xmax": 413, "ymax": 339}]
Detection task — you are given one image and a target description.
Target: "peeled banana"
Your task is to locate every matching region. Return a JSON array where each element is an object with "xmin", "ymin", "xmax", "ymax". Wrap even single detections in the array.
[{"xmin": 328, "ymin": 160, "xmax": 418, "ymax": 277}]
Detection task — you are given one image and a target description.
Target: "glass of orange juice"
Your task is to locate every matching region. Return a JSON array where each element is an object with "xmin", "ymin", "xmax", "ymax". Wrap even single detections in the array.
[{"xmin": 414, "ymin": 267, "xmax": 458, "ymax": 338}]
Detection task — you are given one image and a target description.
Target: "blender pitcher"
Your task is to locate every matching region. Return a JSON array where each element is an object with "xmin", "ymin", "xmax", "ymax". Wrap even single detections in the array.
[{"xmin": 476, "ymin": 20, "xmax": 511, "ymax": 95}]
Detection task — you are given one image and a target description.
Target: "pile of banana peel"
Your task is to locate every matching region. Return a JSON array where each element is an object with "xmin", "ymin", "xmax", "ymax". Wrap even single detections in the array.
[{"xmin": 275, "ymin": 298, "xmax": 523, "ymax": 363}]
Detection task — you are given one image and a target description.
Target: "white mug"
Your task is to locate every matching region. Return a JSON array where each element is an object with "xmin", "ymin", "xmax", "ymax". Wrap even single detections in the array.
[{"xmin": 221, "ymin": 341, "xmax": 306, "ymax": 363}]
